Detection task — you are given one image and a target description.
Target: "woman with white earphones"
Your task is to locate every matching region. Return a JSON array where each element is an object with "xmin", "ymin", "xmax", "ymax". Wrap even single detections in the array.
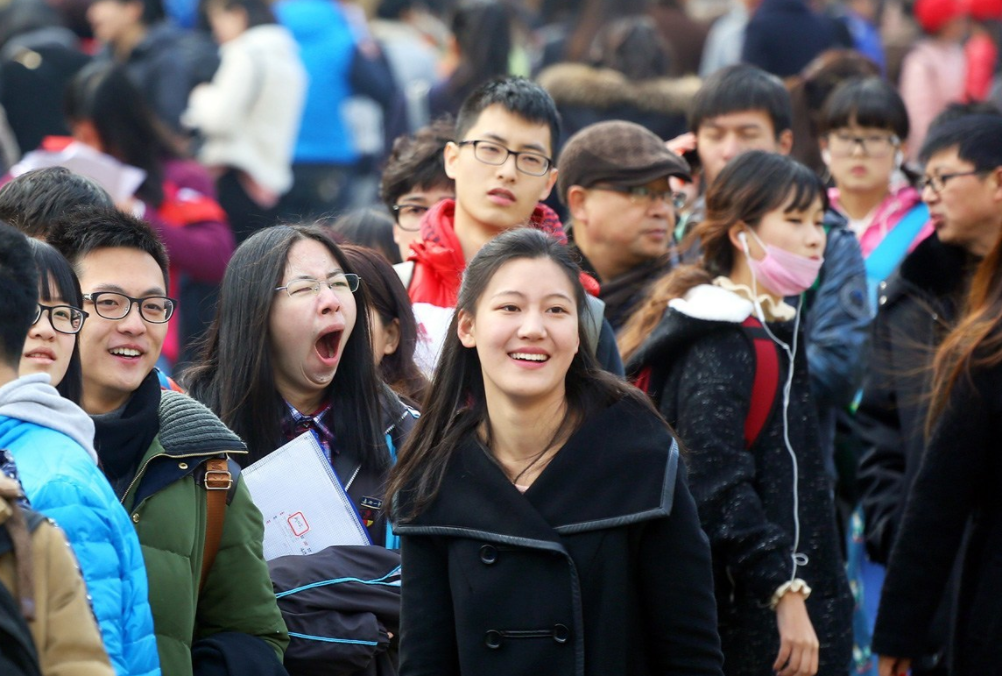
[{"xmin": 620, "ymin": 151, "xmax": 853, "ymax": 676}]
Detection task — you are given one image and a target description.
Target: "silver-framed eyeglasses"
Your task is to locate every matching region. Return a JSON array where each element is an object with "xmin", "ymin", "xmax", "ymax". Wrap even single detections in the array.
[
  {"xmin": 275, "ymin": 274, "xmax": 361, "ymax": 298},
  {"xmin": 83, "ymin": 292, "xmax": 176, "ymax": 323},
  {"xmin": 593, "ymin": 184, "xmax": 687, "ymax": 210},
  {"xmin": 827, "ymin": 131, "xmax": 900, "ymax": 158},
  {"xmin": 920, "ymin": 170, "xmax": 986, "ymax": 194},
  {"xmin": 33, "ymin": 303, "xmax": 89, "ymax": 334},
  {"xmin": 457, "ymin": 140, "xmax": 553, "ymax": 176}
]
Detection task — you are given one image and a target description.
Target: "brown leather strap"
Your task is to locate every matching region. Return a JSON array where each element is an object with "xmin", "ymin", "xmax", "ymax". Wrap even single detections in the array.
[{"xmin": 199, "ymin": 458, "xmax": 231, "ymax": 593}]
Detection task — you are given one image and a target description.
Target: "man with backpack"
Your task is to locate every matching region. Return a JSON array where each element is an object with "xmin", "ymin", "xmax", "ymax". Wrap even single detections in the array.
[{"xmin": 48, "ymin": 207, "xmax": 288, "ymax": 676}]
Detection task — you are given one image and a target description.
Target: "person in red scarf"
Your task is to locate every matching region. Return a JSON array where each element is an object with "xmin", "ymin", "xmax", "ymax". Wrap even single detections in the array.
[{"xmin": 399, "ymin": 77, "xmax": 622, "ymax": 376}]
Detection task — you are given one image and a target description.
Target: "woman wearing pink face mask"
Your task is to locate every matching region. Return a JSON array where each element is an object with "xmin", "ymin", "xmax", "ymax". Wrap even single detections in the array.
[{"xmin": 620, "ymin": 151, "xmax": 853, "ymax": 676}]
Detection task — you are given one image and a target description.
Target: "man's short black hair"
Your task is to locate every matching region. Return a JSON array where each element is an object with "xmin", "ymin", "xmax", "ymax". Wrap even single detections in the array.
[
  {"xmin": 0, "ymin": 221, "xmax": 39, "ymax": 370},
  {"xmin": 689, "ymin": 64, "xmax": 793, "ymax": 137},
  {"xmin": 380, "ymin": 119, "xmax": 455, "ymax": 214},
  {"xmin": 0, "ymin": 168, "xmax": 114, "ymax": 239},
  {"xmin": 47, "ymin": 206, "xmax": 170, "ymax": 288},
  {"xmin": 455, "ymin": 76, "xmax": 562, "ymax": 160},
  {"xmin": 920, "ymin": 115, "xmax": 1002, "ymax": 169}
]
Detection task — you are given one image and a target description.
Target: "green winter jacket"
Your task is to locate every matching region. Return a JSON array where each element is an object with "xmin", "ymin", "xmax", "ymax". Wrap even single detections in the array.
[{"xmin": 121, "ymin": 390, "xmax": 288, "ymax": 676}]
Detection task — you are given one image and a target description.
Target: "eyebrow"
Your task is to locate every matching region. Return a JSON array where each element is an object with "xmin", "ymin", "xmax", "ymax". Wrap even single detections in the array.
[
  {"xmin": 482, "ymin": 133, "xmax": 549, "ymax": 155},
  {"xmin": 491, "ymin": 290, "xmax": 575, "ymax": 302},
  {"xmin": 91, "ymin": 283, "xmax": 166, "ymax": 296},
  {"xmin": 287, "ymin": 269, "xmax": 344, "ymax": 282}
]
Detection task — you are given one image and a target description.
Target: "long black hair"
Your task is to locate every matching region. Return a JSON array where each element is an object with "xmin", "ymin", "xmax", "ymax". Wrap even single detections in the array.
[
  {"xmin": 29, "ymin": 240, "xmax": 84, "ymax": 404},
  {"xmin": 182, "ymin": 225, "xmax": 388, "ymax": 470},
  {"xmin": 64, "ymin": 62, "xmax": 183, "ymax": 207},
  {"xmin": 386, "ymin": 228, "xmax": 653, "ymax": 521}
]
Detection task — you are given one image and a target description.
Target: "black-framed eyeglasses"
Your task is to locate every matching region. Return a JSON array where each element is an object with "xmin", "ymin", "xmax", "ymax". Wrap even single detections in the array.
[
  {"xmin": 83, "ymin": 292, "xmax": 177, "ymax": 323},
  {"xmin": 33, "ymin": 303, "xmax": 89, "ymax": 334},
  {"xmin": 275, "ymin": 273, "xmax": 361, "ymax": 298},
  {"xmin": 920, "ymin": 170, "xmax": 986, "ymax": 194},
  {"xmin": 592, "ymin": 184, "xmax": 687, "ymax": 210},
  {"xmin": 391, "ymin": 203, "xmax": 429, "ymax": 231},
  {"xmin": 827, "ymin": 131, "xmax": 900, "ymax": 158},
  {"xmin": 457, "ymin": 140, "xmax": 553, "ymax": 176}
]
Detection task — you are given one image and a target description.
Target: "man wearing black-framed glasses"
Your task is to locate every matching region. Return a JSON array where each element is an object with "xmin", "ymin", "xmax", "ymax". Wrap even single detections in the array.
[
  {"xmin": 48, "ymin": 206, "xmax": 288, "ymax": 676},
  {"xmin": 558, "ymin": 120, "xmax": 692, "ymax": 330}
]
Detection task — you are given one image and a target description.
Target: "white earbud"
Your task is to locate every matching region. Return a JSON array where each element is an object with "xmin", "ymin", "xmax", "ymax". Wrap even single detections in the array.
[
  {"xmin": 821, "ymin": 149, "xmax": 831, "ymax": 165},
  {"xmin": 738, "ymin": 230, "xmax": 749, "ymax": 251},
  {"xmin": 894, "ymin": 150, "xmax": 904, "ymax": 169}
]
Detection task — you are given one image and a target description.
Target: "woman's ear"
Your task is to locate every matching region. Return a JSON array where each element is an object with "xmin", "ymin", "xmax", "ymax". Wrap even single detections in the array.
[
  {"xmin": 457, "ymin": 309, "xmax": 477, "ymax": 348},
  {"xmin": 728, "ymin": 222, "xmax": 750, "ymax": 252},
  {"xmin": 382, "ymin": 318, "xmax": 401, "ymax": 356}
]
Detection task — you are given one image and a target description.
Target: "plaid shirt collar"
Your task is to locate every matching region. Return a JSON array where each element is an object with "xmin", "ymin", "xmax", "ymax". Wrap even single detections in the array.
[{"xmin": 281, "ymin": 401, "xmax": 336, "ymax": 458}]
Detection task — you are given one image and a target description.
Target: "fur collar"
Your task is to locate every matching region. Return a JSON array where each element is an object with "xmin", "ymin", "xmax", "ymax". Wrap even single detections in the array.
[{"xmin": 537, "ymin": 63, "xmax": 700, "ymax": 115}]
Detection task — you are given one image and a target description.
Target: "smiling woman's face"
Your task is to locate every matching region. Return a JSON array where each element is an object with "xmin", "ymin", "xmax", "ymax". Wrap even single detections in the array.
[
  {"xmin": 20, "ymin": 278, "xmax": 77, "ymax": 387},
  {"xmin": 268, "ymin": 238, "xmax": 357, "ymax": 413}
]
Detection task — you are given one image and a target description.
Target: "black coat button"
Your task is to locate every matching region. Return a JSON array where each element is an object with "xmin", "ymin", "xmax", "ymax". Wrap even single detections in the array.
[
  {"xmin": 479, "ymin": 545, "xmax": 498, "ymax": 564},
  {"xmin": 553, "ymin": 624, "xmax": 569, "ymax": 644},
  {"xmin": 485, "ymin": 630, "xmax": 502, "ymax": 649}
]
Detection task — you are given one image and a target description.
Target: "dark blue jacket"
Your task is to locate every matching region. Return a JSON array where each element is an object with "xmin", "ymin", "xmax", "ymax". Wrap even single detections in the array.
[{"xmin": 742, "ymin": 0, "xmax": 839, "ymax": 76}]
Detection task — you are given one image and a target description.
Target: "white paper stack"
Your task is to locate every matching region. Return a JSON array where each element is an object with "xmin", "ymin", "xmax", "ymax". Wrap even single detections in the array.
[
  {"xmin": 242, "ymin": 432, "xmax": 370, "ymax": 560},
  {"xmin": 11, "ymin": 141, "xmax": 147, "ymax": 204}
]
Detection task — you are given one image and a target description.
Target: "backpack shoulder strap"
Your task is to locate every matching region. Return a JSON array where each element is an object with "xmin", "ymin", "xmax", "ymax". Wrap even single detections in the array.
[
  {"xmin": 196, "ymin": 457, "xmax": 233, "ymax": 592},
  {"xmin": 740, "ymin": 316, "xmax": 781, "ymax": 450}
]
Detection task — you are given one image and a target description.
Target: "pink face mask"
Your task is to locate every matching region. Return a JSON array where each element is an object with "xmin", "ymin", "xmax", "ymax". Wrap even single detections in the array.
[{"xmin": 742, "ymin": 229, "xmax": 823, "ymax": 297}]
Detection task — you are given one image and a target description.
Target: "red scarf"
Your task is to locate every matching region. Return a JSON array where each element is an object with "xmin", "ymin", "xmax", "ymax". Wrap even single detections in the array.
[{"xmin": 406, "ymin": 199, "xmax": 580, "ymax": 307}]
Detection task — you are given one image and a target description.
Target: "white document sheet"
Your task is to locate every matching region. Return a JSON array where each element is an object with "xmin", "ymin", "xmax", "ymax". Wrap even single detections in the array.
[
  {"xmin": 11, "ymin": 142, "xmax": 147, "ymax": 204},
  {"xmin": 242, "ymin": 432, "xmax": 370, "ymax": 560}
]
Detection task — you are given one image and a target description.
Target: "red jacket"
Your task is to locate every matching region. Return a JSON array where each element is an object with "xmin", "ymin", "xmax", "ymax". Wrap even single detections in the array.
[{"xmin": 406, "ymin": 199, "xmax": 597, "ymax": 307}]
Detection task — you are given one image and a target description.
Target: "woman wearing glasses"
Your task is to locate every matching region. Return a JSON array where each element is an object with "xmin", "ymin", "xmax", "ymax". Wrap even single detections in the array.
[
  {"xmin": 184, "ymin": 224, "xmax": 416, "ymax": 548},
  {"xmin": 819, "ymin": 77, "xmax": 933, "ymax": 305},
  {"xmin": 19, "ymin": 240, "xmax": 89, "ymax": 404}
]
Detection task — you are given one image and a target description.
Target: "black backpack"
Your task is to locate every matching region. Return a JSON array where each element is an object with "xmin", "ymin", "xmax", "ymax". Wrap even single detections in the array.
[{"xmin": 0, "ymin": 508, "xmax": 45, "ymax": 676}]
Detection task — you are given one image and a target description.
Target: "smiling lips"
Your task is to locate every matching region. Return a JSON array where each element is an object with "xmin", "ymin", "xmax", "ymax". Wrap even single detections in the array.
[
  {"xmin": 109, "ymin": 346, "xmax": 144, "ymax": 360},
  {"xmin": 24, "ymin": 348, "xmax": 56, "ymax": 363},
  {"xmin": 509, "ymin": 351, "xmax": 550, "ymax": 368}
]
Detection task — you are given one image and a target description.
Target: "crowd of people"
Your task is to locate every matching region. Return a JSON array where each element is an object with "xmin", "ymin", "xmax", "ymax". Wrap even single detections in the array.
[{"xmin": 0, "ymin": 0, "xmax": 1001, "ymax": 676}]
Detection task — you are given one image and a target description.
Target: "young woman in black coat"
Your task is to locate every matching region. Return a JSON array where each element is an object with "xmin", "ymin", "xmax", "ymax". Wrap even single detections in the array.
[
  {"xmin": 386, "ymin": 228, "xmax": 723, "ymax": 676},
  {"xmin": 873, "ymin": 219, "xmax": 1002, "ymax": 676},
  {"xmin": 620, "ymin": 152, "xmax": 853, "ymax": 676}
]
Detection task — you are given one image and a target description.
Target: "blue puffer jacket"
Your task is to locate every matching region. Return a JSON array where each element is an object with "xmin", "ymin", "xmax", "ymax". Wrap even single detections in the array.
[{"xmin": 0, "ymin": 375, "xmax": 160, "ymax": 676}]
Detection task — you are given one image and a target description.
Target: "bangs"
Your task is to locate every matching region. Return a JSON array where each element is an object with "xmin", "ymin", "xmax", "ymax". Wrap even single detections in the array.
[
  {"xmin": 822, "ymin": 78, "xmax": 909, "ymax": 139},
  {"xmin": 782, "ymin": 168, "xmax": 828, "ymax": 214},
  {"xmin": 31, "ymin": 240, "xmax": 82, "ymax": 305}
]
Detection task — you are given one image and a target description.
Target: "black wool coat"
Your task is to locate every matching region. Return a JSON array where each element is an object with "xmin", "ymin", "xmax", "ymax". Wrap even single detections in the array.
[
  {"xmin": 394, "ymin": 396, "xmax": 724, "ymax": 676},
  {"xmin": 872, "ymin": 362, "xmax": 1002, "ymax": 674},
  {"xmin": 627, "ymin": 291, "xmax": 853, "ymax": 676}
]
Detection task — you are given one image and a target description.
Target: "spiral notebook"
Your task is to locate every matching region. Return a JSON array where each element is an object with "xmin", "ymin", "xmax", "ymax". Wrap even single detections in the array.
[{"xmin": 242, "ymin": 431, "xmax": 370, "ymax": 560}]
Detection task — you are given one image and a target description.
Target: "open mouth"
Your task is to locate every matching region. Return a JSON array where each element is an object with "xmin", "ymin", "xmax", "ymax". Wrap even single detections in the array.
[
  {"xmin": 509, "ymin": 352, "xmax": 549, "ymax": 363},
  {"xmin": 109, "ymin": 347, "xmax": 143, "ymax": 360},
  {"xmin": 315, "ymin": 330, "xmax": 343, "ymax": 362},
  {"xmin": 24, "ymin": 350, "xmax": 56, "ymax": 362}
]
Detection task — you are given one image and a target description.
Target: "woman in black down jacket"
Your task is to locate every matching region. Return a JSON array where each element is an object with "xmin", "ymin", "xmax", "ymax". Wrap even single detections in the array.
[
  {"xmin": 621, "ymin": 152, "xmax": 853, "ymax": 676},
  {"xmin": 386, "ymin": 228, "xmax": 723, "ymax": 676},
  {"xmin": 874, "ymin": 216, "xmax": 1002, "ymax": 676}
]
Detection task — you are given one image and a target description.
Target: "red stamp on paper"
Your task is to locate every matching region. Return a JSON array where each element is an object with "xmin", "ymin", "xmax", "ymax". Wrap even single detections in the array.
[{"xmin": 288, "ymin": 512, "xmax": 310, "ymax": 536}]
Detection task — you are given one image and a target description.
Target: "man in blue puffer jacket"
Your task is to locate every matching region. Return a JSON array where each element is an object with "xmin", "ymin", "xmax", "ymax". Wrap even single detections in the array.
[{"xmin": 0, "ymin": 221, "xmax": 160, "ymax": 676}]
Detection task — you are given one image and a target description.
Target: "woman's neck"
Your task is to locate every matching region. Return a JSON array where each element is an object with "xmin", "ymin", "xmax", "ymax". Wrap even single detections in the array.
[
  {"xmin": 483, "ymin": 387, "xmax": 570, "ymax": 485},
  {"xmin": 727, "ymin": 255, "xmax": 783, "ymax": 307},
  {"xmin": 837, "ymin": 184, "xmax": 890, "ymax": 221}
]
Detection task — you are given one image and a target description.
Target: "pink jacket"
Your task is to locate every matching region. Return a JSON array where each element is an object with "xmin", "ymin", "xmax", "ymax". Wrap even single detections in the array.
[{"xmin": 900, "ymin": 39, "xmax": 966, "ymax": 161}]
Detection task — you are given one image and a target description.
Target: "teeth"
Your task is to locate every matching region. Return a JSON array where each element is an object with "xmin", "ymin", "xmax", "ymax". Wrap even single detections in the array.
[
  {"xmin": 110, "ymin": 348, "xmax": 141, "ymax": 357},
  {"xmin": 510, "ymin": 353, "xmax": 547, "ymax": 362}
]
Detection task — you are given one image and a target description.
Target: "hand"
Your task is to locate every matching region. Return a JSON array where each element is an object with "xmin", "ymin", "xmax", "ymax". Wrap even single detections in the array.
[
  {"xmin": 877, "ymin": 655, "xmax": 911, "ymax": 676},
  {"xmin": 773, "ymin": 591, "xmax": 819, "ymax": 676},
  {"xmin": 665, "ymin": 132, "xmax": 697, "ymax": 158}
]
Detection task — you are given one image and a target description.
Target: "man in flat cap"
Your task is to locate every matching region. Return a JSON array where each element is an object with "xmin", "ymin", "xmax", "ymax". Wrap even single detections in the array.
[{"xmin": 560, "ymin": 120, "xmax": 691, "ymax": 330}]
